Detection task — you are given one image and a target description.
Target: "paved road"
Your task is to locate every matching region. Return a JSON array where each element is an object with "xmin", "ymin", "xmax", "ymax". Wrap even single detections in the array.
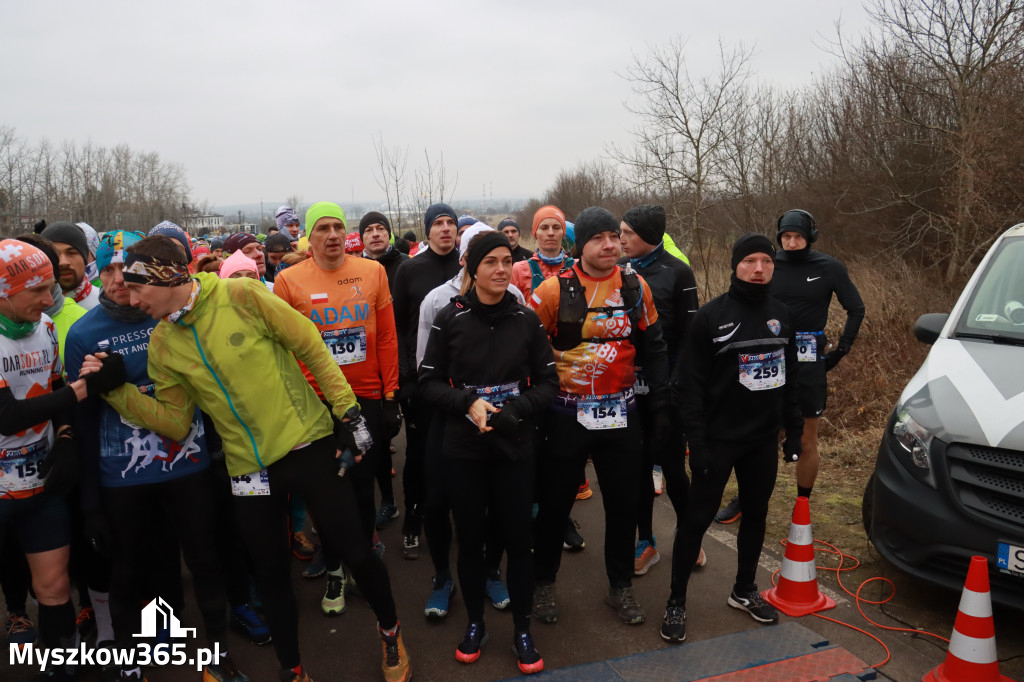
[{"xmin": 6, "ymin": 442, "xmax": 1024, "ymax": 681}]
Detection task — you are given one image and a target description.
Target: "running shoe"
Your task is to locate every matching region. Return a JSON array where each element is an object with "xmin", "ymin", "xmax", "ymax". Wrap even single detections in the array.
[
  {"xmin": 302, "ymin": 549, "xmax": 326, "ymax": 579},
  {"xmin": 695, "ymin": 547, "xmax": 708, "ymax": 568},
  {"xmin": 634, "ymin": 538, "xmax": 660, "ymax": 576},
  {"xmin": 379, "ymin": 623, "xmax": 411, "ymax": 682},
  {"xmin": 575, "ymin": 479, "xmax": 593, "ymax": 500},
  {"xmin": 562, "ymin": 517, "xmax": 585, "ymax": 552},
  {"xmin": 278, "ymin": 666, "xmax": 310, "ymax": 682},
  {"xmin": 117, "ymin": 668, "xmax": 147, "ymax": 681},
  {"xmin": 424, "ymin": 575, "xmax": 456, "ymax": 619},
  {"xmin": 4, "ymin": 611, "xmax": 36, "ymax": 647},
  {"xmin": 321, "ymin": 571, "xmax": 347, "ymax": 616},
  {"xmin": 660, "ymin": 605, "xmax": 686, "ymax": 643},
  {"xmin": 531, "ymin": 584, "xmax": 558, "ymax": 624},
  {"xmin": 401, "ymin": 534, "xmax": 420, "ymax": 560},
  {"xmin": 715, "ymin": 496, "xmax": 742, "ymax": 524},
  {"xmin": 202, "ymin": 654, "xmax": 250, "ymax": 682},
  {"xmin": 372, "ymin": 531, "xmax": 386, "ymax": 560},
  {"xmin": 727, "ymin": 587, "xmax": 778, "ymax": 624},
  {"xmin": 512, "ymin": 630, "xmax": 544, "ymax": 674},
  {"xmin": 375, "ymin": 501, "xmax": 399, "ymax": 530},
  {"xmin": 486, "ymin": 573, "xmax": 510, "ymax": 610},
  {"xmin": 291, "ymin": 531, "xmax": 315, "ymax": 561},
  {"xmin": 230, "ymin": 604, "xmax": 271, "ymax": 646},
  {"xmin": 652, "ymin": 468, "xmax": 664, "ymax": 495},
  {"xmin": 454, "ymin": 621, "xmax": 487, "ymax": 663},
  {"xmin": 76, "ymin": 606, "xmax": 96, "ymax": 640},
  {"xmin": 605, "ymin": 586, "xmax": 645, "ymax": 624}
]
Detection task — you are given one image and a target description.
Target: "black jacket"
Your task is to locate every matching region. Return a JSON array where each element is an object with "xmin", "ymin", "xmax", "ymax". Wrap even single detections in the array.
[
  {"xmin": 418, "ymin": 291, "xmax": 558, "ymax": 460},
  {"xmin": 510, "ymin": 245, "xmax": 533, "ymax": 263},
  {"xmin": 772, "ymin": 249, "xmax": 864, "ymax": 350},
  {"xmin": 676, "ymin": 282, "xmax": 803, "ymax": 452},
  {"xmin": 391, "ymin": 246, "xmax": 461, "ymax": 386},
  {"xmin": 367, "ymin": 245, "xmax": 409, "ymax": 295},
  {"xmin": 621, "ymin": 243, "xmax": 698, "ymax": 360}
]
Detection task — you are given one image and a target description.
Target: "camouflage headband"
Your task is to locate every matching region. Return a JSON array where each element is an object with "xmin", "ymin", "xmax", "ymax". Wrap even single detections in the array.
[{"xmin": 122, "ymin": 252, "xmax": 191, "ymax": 287}]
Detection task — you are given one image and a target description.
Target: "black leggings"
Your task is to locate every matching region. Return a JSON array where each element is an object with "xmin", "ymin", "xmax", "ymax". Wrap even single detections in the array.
[
  {"xmin": 343, "ymin": 396, "xmax": 385, "ymax": 545},
  {"xmin": 669, "ymin": 436, "xmax": 778, "ymax": 604},
  {"xmin": 635, "ymin": 397, "xmax": 689, "ymax": 542},
  {"xmin": 400, "ymin": 395, "xmax": 430, "ymax": 536},
  {"xmin": 535, "ymin": 410, "xmax": 641, "ymax": 589},
  {"xmin": 103, "ymin": 470, "xmax": 227, "ymax": 649},
  {"xmin": 448, "ymin": 456, "xmax": 534, "ymax": 631},
  {"xmin": 233, "ymin": 437, "xmax": 397, "ymax": 670}
]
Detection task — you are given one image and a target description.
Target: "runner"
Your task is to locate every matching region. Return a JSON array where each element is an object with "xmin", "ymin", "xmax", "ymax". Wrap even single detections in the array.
[
  {"xmin": 263, "ymin": 233, "xmax": 295, "ymax": 284},
  {"xmin": 14, "ymin": 235, "xmax": 88, "ymax": 363},
  {"xmin": 391, "ymin": 203, "xmax": 461, "ymax": 565},
  {"xmin": 276, "ymin": 206, "xmax": 302, "ymax": 242},
  {"xmin": 222, "ymin": 233, "xmax": 269, "ymax": 284},
  {"xmin": 498, "ymin": 218, "xmax": 532, "ymax": 263},
  {"xmin": 714, "ymin": 210, "xmax": 864, "ymax": 522},
  {"xmin": 64, "ymin": 230, "xmax": 249, "ymax": 682},
  {"xmin": 41, "ymin": 222, "xmax": 101, "ymax": 311},
  {"xmin": 617, "ymin": 205, "xmax": 704, "ymax": 577},
  {"xmin": 419, "ymin": 231, "xmax": 556, "ymax": 674},
  {"xmin": 0, "ymin": 239, "xmax": 125, "ymax": 680},
  {"xmin": 510, "ymin": 205, "xmax": 573, "ymax": 300},
  {"xmin": 662, "ymin": 233, "xmax": 803, "ymax": 642},
  {"xmin": 80, "ymin": 235, "xmax": 411, "ymax": 682},
  {"xmin": 530, "ymin": 207, "xmax": 669, "ymax": 626}
]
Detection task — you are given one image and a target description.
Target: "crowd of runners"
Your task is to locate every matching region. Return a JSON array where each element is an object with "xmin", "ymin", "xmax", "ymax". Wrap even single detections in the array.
[{"xmin": 0, "ymin": 201, "xmax": 863, "ymax": 681}]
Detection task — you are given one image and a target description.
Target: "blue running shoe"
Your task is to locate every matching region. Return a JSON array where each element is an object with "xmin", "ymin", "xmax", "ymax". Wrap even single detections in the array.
[{"xmin": 424, "ymin": 575, "xmax": 456, "ymax": 619}]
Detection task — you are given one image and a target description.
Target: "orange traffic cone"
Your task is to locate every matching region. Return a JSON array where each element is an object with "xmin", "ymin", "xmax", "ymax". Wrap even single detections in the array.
[
  {"xmin": 923, "ymin": 556, "xmax": 1012, "ymax": 682},
  {"xmin": 761, "ymin": 496, "xmax": 835, "ymax": 616}
]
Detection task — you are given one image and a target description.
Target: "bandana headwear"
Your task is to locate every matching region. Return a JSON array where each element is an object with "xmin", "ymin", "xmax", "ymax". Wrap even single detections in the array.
[
  {"xmin": 149, "ymin": 221, "xmax": 193, "ymax": 262},
  {"xmin": 96, "ymin": 231, "xmax": 145, "ymax": 273},
  {"xmin": 223, "ymin": 232, "xmax": 259, "ymax": 254},
  {"xmin": 76, "ymin": 222, "xmax": 100, "ymax": 255},
  {"xmin": 531, "ymin": 205, "xmax": 566, "ymax": 238},
  {"xmin": 276, "ymin": 207, "xmax": 300, "ymax": 231},
  {"xmin": 0, "ymin": 239, "xmax": 55, "ymax": 299},
  {"xmin": 122, "ymin": 252, "xmax": 192, "ymax": 287}
]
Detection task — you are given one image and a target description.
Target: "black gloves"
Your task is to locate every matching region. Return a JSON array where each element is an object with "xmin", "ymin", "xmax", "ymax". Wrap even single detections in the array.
[
  {"xmin": 40, "ymin": 435, "xmax": 78, "ymax": 497},
  {"xmin": 85, "ymin": 353, "xmax": 127, "ymax": 396},
  {"xmin": 383, "ymin": 399, "xmax": 402, "ymax": 439},
  {"xmin": 782, "ymin": 432, "xmax": 802, "ymax": 463},
  {"xmin": 335, "ymin": 406, "xmax": 373, "ymax": 455},
  {"xmin": 490, "ymin": 400, "xmax": 524, "ymax": 439},
  {"xmin": 688, "ymin": 444, "xmax": 713, "ymax": 481},
  {"xmin": 824, "ymin": 345, "xmax": 850, "ymax": 371},
  {"xmin": 84, "ymin": 510, "xmax": 112, "ymax": 557}
]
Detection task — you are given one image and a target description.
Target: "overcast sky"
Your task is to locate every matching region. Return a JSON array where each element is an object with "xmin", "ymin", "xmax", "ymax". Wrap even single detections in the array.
[{"xmin": 2, "ymin": 1, "xmax": 870, "ymax": 209}]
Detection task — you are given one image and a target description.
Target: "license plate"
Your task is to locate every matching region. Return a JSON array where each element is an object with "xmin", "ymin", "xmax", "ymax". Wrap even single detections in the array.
[{"xmin": 997, "ymin": 542, "xmax": 1024, "ymax": 577}]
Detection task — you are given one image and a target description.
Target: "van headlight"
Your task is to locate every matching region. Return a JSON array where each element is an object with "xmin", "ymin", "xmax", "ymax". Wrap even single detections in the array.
[{"xmin": 890, "ymin": 404, "xmax": 937, "ymax": 487}]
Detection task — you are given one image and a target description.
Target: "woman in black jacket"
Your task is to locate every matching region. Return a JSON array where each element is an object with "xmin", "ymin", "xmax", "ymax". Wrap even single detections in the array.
[{"xmin": 419, "ymin": 231, "xmax": 558, "ymax": 675}]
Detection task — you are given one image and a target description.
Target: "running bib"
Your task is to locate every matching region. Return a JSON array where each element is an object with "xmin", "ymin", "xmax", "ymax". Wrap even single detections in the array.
[
  {"xmin": 323, "ymin": 327, "xmax": 367, "ymax": 366},
  {"xmin": 464, "ymin": 382, "xmax": 521, "ymax": 425},
  {"xmin": 796, "ymin": 332, "xmax": 821, "ymax": 363},
  {"xmin": 0, "ymin": 438, "xmax": 49, "ymax": 494},
  {"xmin": 738, "ymin": 349, "xmax": 786, "ymax": 391},
  {"xmin": 576, "ymin": 393, "xmax": 628, "ymax": 430},
  {"xmin": 230, "ymin": 469, "xmax": 271, "ymax": 497},
  {"xmin": 633, "ymin": 366, "xmax": 650, "ymax": 396}
]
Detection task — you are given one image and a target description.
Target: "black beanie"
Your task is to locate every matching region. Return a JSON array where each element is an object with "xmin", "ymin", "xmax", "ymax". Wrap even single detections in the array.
[
  {"xmin": 497, "ymin": 217, "xmax": 520, "ymax": 232},
  {"xmin": 573, "ymin": 207, "xmax": 620, "ymax": 255},
  {"xmin": 622, "ymin": 204, "xmax": 665, "ymax": 246},
  {"xmin": 776, "ymin": 209, "xmax": 816, "ymax": 245},
  {"xmin": 359, "ymin": 211, "xmax": 392, "ymax": 239},
  {"xmin": 731, "ymin": 233, "xmax": 775, "ymax": 271},
  {"xmin": 42, "ymin": 221, "xmax": 89, "ymax": 261},
  {"xmin": 423, "ymin": 203, "xmax": 457, "ymax": 236},
  {"xmin": 466, "ymin": 232, "xmax": 512, "ymax": 279}
]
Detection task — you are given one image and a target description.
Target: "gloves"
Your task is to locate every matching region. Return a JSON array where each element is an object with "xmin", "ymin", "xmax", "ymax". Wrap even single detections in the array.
[
  {"xmin": 490, "ymin": 400, "xmax": 524, "ymax": 439},
  {"xmin": 340, "ymin": 408, "xmax": 373, "ymax": 454},
  {"xmin": 84, "ymin": 353, "xmax": 127, "ymax": 396},
  {"xmin": 84, "ymin": 510, "xmax": 112, "ymax": 557},
  {"xmin": 782, "ymin": 432, "xmax": 802, "ymax": 463},
  {"xmin": 383, "ymin": 399, "xmax": 402, "ymax": 439},
  {"xmin": 40, "ymin": 435, "xmax": 78, "ymax": 497},
  {"xmin": 824, "ymin": 345, "xmax": 850, "ymax": 372},
  {"xmin": 688, "ymin": 443, "xmax": 713, "ymax": 481}
]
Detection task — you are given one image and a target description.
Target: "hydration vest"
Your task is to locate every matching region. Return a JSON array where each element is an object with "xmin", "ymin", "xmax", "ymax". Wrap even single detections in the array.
[{"xmin": 551, "ymin": 264, "xmax": 643, "ymax": 351}]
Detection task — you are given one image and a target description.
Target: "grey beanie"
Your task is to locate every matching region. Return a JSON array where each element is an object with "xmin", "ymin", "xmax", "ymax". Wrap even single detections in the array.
[{"xmin": 42, "ymin": 222, "xmax": 90, "ymax": 261}]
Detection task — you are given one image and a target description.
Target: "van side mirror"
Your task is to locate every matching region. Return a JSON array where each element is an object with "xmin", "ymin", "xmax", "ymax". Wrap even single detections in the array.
[{"xmin": 914, "ymin": 313, "xmax": 949, "ymax": 344}]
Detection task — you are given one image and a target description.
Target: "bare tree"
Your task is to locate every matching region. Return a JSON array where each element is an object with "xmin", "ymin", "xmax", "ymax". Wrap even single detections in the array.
[{"xmin": 372, "ymin": 133, "xmax": 408, "ymax": 235}]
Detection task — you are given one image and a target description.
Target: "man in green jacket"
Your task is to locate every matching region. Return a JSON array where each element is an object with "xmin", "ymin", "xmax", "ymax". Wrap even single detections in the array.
[{"xmin": 81, "ymin": 236, "xmax": 411, "ymax": 682}]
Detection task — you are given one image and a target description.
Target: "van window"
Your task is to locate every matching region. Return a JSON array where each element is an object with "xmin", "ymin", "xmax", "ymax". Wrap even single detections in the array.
[{"xmin": 956, "ymin": 236, "xmax": 1024, "ymax": 342}]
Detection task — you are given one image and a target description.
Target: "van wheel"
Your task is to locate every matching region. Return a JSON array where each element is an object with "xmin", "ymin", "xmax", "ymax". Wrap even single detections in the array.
[{"xmin": 862, "ymin": 472, "xmax": 876, "ymax": 536}]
